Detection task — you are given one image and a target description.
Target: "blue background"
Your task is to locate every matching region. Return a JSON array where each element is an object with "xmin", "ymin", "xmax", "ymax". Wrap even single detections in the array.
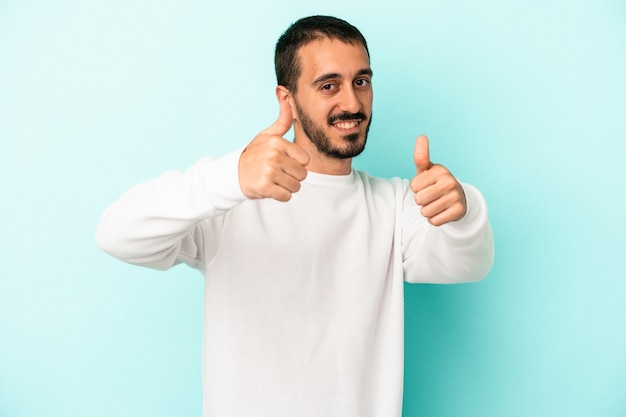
[{"xmin": 1, "ymin": 0, "xmax": 625, "ymax": 416}]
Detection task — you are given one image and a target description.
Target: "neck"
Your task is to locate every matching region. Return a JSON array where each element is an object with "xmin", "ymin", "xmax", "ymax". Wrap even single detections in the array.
[{"xmin": 294, "ymin": 136, "xmax": 353, "ymax": 175}]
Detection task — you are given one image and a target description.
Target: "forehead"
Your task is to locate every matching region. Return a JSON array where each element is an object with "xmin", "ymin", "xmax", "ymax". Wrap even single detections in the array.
[{"xmin": 296, "ymin": 38, "xmax": 371, "ymax": 82}]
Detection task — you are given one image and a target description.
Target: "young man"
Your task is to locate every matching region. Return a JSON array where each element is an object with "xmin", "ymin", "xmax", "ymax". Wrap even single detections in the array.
[{"xmin": 97, "ymin": 15, "xmax": 494, "ymax": 417}]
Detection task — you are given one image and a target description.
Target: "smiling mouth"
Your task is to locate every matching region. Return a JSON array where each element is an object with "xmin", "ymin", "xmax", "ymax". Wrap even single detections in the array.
[
  {"xmin": 333, "ymin": 120, "xmax": 361, "ymax": 130},
  {"xmin": 328, "ymin": 111, "xmax": 368, "ymax": 134}
]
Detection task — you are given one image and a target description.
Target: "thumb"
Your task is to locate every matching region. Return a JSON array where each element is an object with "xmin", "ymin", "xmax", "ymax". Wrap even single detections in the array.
[
  {"xmin": 264, "ymin": 94, "xmax": 293, "ymax": 137},
  {"xmin": 414, "ymin": 135, "xmax": 432, "ymax": 174}
]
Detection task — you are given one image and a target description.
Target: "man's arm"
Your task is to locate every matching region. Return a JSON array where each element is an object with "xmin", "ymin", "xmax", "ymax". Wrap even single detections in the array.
[
  {"xmin": 95, "ymin": 150, "xmax": 247, "ymax": 270},
  {"xmin": 402, "ymin": 135, "xmax": 494, "ymax": 283},
  {"xmin": 96, "ymin": 91, "xmax": 309, "ymax": 270}
]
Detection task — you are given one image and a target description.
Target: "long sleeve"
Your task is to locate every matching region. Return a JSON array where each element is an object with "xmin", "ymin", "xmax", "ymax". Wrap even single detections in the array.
[
  {"xmin": 401, "ymin": 182, "xmax": 494, "ymax": 284},
  {"xmin": 95, "ymin": 149, "xmax": 247, "ymax": 270}
]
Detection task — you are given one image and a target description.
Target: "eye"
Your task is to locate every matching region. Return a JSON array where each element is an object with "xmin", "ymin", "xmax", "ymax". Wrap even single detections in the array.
[
  {"xmin": 355, "ymin": 78, "xmax": 371, "ymax": 88},
  {"xmin": 321, "ymin": 83, "xmax": 336, "ymax": 92}
]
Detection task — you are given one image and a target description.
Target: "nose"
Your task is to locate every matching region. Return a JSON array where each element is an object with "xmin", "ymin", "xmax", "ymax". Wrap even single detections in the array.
[{"xmin": 338, "ymin": 86, "xmax": 362, "ymax": 114}]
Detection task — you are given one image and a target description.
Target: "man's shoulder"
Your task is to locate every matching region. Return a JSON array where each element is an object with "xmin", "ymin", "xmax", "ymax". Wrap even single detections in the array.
[
  {"xmin": 353, "ymin": 169, "xmax": 407, "ymax": 187},
  {"xmin": 353, "ymin": 169, "xmax": 409, "ymax": 196}
]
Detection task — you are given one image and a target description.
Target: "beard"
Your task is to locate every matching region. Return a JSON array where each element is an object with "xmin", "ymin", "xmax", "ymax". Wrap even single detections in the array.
[{"xmin": 294, "ymin": 103, "xmax": 372, "ymax": 159}]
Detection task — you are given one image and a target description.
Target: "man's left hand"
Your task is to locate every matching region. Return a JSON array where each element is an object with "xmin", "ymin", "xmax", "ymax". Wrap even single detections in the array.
[{"xmin": 410, "ymin": 135, "xmax": 467, "ymax": 226}]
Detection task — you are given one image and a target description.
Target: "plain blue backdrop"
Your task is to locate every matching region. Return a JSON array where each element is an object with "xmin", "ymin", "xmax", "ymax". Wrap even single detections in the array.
[{"xmin": 1, "ymin": 1, "xmax": 625, "ymax": 416}]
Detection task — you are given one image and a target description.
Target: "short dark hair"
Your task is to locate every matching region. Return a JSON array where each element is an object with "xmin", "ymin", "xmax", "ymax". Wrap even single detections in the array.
[{"xmin": 274, "ymin": 15, "xmax": 369, "ymax": 92}]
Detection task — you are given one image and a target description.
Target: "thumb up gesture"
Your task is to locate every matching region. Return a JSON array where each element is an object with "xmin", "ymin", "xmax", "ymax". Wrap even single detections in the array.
[
  {"xmin": 410, "ymin": 135, "xmax": 467, "ymax": 226},
  {"xmin": 238, "ymin": 92, "xmax": 310, "ymax": 202}
]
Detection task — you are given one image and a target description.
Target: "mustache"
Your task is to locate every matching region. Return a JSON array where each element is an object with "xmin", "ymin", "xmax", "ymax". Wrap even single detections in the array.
[{"xmin": 328, "ymin": 111, "xmax": 367, "ymax": 124}]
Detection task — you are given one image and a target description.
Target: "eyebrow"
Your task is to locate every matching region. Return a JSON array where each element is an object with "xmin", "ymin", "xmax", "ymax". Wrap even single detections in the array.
[{"xmin": 312, "ymin": 68, "xmax": 373, "ymax": 86}]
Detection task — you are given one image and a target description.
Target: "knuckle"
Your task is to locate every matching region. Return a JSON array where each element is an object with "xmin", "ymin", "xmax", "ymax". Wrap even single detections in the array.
[
  {"xmin": 414, "ymin": 189, "xmax": 430, "ymax": 206},
  {"xmin": 290, "ymin": 181, "xmax": 302, "ymax": 193},
  {"xmin": 267, "ymin": 136, "xmax": 286, "ymax": 148},
  {"xmin": 454, "ymin": 202, "xmax": 467, "ymax": 218},
  {"xmin": 265, "ymin": 148, "xmax": 282, "ymax": 164},
  {"xmin": 275, "ymin": 189, "xmax": 291, "ymax": 202},
  {"xmin": 430, "ymin": 217, "xmax": 443, "ymax": 227},
  {"xmin": 257, "ymin": 175, "xmax": 276, "ymax": 195},
  {"xmin": 295, "ymin": 166, "xmax": 308, "ymax": 181}
]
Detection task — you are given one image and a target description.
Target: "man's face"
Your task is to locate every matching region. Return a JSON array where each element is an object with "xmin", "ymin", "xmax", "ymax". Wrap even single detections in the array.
[{"xmin": 290, "ymin": 38, "xmax": 373, "ymax": 160}]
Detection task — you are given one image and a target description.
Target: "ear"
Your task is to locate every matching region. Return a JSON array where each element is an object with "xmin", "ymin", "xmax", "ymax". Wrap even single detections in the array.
[{"xmin": 276, "ymin": 85, "xmax": 298, "ymax": 120}]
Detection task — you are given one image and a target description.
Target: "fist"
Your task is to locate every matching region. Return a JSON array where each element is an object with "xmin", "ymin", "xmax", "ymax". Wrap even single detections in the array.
[
  {"xmin": 238, "ymin": 92, "xmax": 310, "ymax": 202},
  {"xmin": 410, "ymin": 135, "xmax": 467, "ymax": 226}
]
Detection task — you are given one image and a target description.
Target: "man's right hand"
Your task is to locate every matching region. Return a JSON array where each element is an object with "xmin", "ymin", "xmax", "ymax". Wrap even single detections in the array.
[{"xmin": 238, "ymin": 95, "xmax": 310, "ymax": 202}]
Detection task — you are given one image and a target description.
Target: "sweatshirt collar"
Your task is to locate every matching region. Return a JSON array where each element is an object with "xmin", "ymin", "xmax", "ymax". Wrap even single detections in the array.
[{"xmin": 303, "ymin": 169, "xmax": 355, "ymax": 187}]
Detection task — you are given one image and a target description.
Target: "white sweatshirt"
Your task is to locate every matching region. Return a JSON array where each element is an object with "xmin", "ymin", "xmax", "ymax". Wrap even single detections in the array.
[{"xmin": 96, "ymin": 149, "xmax": 494, "ymax": 417}]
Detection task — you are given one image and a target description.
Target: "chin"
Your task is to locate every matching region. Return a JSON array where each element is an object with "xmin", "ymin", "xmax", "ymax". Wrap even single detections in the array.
[{"xmin": 328, "ymin": 135, "xmax": 366, "ymax": 159}]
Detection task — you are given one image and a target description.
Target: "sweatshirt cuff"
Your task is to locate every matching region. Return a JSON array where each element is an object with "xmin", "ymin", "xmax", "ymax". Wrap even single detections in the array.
[{"xmin": 198, "ymin": 147, "xmax": 249, "ymax": 211}]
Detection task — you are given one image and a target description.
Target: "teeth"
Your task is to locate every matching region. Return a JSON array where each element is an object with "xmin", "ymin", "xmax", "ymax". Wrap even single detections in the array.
[{"xmin": 335, "ymin": 121, "xmax": 359, "ymax": 129}]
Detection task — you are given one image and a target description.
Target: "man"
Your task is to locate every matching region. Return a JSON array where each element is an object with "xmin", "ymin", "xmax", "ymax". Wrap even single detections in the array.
[{"xmin": 97, "ymin": 15, "xmax": 493, "ymax": 417}]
